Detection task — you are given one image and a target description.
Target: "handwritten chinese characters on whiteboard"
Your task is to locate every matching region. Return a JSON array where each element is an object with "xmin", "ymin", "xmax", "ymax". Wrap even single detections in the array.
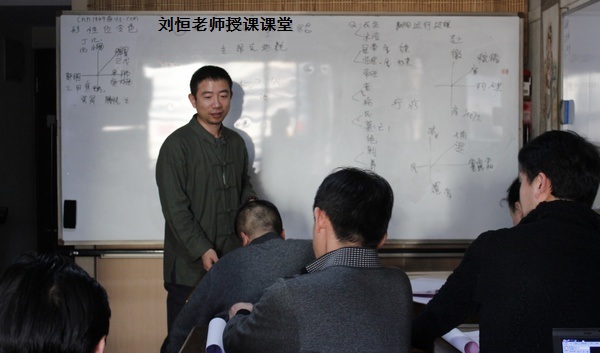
[{"xmin": 59, "ymin": 13, "xmax": 520, "ymax": 243}]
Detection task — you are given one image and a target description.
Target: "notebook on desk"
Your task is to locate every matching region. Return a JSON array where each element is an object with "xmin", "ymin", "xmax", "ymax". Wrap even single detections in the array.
[{"xmin": 553, "ymin": 328, "xmax": 600, "ymax": 353}]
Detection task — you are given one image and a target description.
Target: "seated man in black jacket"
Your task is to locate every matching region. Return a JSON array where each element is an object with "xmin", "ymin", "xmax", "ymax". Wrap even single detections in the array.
[{"xmin": 412, "ymin": 130, "xmax": 600, "ymax": 353}]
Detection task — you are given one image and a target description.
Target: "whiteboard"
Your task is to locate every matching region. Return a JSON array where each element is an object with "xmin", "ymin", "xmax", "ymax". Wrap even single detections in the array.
[
  {"xmin": 58, "ymin": 12, "xmax": 521, "ymax": 244},
  {"xmin": 562, "ymin": 0, "xmax": 600, "ymax": 209}
]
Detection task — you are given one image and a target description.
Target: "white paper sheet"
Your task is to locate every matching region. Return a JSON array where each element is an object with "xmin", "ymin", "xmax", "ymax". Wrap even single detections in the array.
[{"xmin": 442, "ymin": 328, "xmax": 480, "ymax": 353}]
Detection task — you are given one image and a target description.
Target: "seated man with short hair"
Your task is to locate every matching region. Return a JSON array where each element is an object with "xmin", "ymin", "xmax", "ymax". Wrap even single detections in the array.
[{"xmin": 167, "ymin": 199, "xmax": 315, "ymax": 353}]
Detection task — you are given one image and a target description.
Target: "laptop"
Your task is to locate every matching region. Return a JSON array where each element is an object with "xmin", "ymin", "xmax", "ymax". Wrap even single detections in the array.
[{"xmin": 553, "ymin": 328, "xmax": 600, "ymax": 353}]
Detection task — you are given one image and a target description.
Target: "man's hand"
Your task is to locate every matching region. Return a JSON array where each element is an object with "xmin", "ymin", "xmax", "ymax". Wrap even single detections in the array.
[
  {"xmin": 229, "ymin": 302, "xmax": 254, "ymax": 319},
  {"xmin": 201, "ymin": 249, "xmax": 219, "ymax": 271}
]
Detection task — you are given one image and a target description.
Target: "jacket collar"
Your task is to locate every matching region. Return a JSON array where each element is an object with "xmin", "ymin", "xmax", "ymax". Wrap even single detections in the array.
[{"xmin": 249, "ymin": 232, "xmax": 282, "ymax": 246}]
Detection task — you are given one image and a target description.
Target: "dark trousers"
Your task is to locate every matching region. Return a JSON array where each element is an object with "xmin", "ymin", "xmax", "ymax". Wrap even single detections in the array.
[{"xmin": 160, "ymin": 282, "xmax": 194, "ymax": 353}]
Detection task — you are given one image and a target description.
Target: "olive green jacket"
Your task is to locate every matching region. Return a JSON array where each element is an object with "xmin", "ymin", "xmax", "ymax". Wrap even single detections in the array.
[{"xmin": 156, "ymin": 116, "xmax": 255, "ymax": 287}]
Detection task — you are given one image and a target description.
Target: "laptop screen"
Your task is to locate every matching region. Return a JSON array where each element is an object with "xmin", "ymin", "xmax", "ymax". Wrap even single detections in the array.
[{"xmin": 553, "ymin": 328, "xmax": 600, "ymax": 353}]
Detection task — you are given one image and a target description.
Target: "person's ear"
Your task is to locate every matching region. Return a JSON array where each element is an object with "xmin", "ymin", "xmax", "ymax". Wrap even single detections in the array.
[
  {"xmin": 93, "ymin": 336, "xmax": 107, "ymax": 353},
  {"xmin": 188, "ymin": 93, "xmax": 197, "ymax": 108},
  {"xmin": 312, "ymin": 207, "xmax": 330, "ymax": 258},
  {"xmin": 376, "ymin": 232, "xmax": 388, "ymax": 249},
  {"xmin": 535, "ymin": 172, "xmax": 553, "ymax": 201},
  {"xmin": 280, "ymin": 229, "xmax": 286, "ymax": 239},
  {"xmin": 515, "ymin": 201, "xmax": 523, "ymax": 218},
  {"xmin": 314, "ymin": 207, "xmax": 328, "ymax": 232},
  {"xmin": 240, "ymin": 232, "xmax": 251, "ymax": 247}
]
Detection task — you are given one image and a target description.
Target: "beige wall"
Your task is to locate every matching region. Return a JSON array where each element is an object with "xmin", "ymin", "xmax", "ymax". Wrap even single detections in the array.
[
  {"xmin": 96, "ymin": 256, "xmax": 167, "ymax": 353},
  {"xmin": 71, "ymin": 0, "xmax": 87, "ymax": 10}
]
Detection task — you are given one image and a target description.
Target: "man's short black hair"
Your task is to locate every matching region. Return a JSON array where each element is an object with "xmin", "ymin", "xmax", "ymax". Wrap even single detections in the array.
[
  {"xmin": 518, "ymin": 130, "xmax": 600, "ymax": 206},
  {"xmin": 189, "ymin": 65, "xmax": 233, "ymax": 96},
  {"xmin": 0, "ymin": 252, "xmax": 111, "ymax": 353},
  {"xmin": 313, "ymin": 167, "xmax": 394, "ymax": 248}
]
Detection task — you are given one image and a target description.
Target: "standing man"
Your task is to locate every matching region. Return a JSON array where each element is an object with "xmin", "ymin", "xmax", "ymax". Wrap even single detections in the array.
[
  {"xmin": 156, "ymin": 65, "xmax": 256, "ymax": 351},
  {"xmin": 411, "ymin": 130, "xmax": 600, "ymax": 352},
  {"xmin": 223, "ymin": 167, "xmax": 413, "ymax": 353}
]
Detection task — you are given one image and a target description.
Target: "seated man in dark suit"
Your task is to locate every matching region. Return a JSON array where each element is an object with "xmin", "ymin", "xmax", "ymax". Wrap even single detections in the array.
[
  {"xmin": 224, "ymin": 167, "xmax": 413, "ymax": 353},
  {"xmin": 412, "ymin": 130, "xmax": 600, "ymax": 352},
  {"xmin": 167, "ymin": 199, "xmax": 315, "ymax": 353}
]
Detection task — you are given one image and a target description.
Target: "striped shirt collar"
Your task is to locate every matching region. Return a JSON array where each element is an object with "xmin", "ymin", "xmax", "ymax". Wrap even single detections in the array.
[{"xmin": 303, "ymin": 247, "xmax": 382, "ymax": 274}]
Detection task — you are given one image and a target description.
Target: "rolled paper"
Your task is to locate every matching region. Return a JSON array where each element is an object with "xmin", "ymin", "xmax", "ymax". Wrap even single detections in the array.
[{"xmin": 442, "ymin": 328, "xmax": 479, "ymax": 353}]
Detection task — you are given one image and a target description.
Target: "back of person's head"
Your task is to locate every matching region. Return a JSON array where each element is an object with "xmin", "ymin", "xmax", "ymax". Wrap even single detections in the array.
[
  {"xmin": 0, "ymin": 252, "xmax": 111, "ymax": 353},
  {"xmin": 504, "ymin": 177, "xmax": 523, "ymax": 225},
  {"xmin": 189, "ymin": 65, "xmax": 233, "ymax": 96},
  {"xmin": 313, "ymin": 167, "xmax": 394, "ymax": 248},
  {"xmin": 505, "ymin": 177, "xmax": 521, "ymax": 212},
  {"xmin": 235, "ymin": 200, "xmax": 284, "ymax": 240},
  {"xmin": 518, "ymin": 130, "xmax": 600, "ymax": 206}
]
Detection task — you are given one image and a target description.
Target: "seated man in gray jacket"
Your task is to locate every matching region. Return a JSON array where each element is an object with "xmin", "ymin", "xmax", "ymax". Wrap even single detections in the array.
[
  {"xmin": 224, "ymin": 167, "xmax": 413, "ymax": 353},
  {"xmin": 167, "ymin": 200, "xmax": 315, "ymax": 353}
]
